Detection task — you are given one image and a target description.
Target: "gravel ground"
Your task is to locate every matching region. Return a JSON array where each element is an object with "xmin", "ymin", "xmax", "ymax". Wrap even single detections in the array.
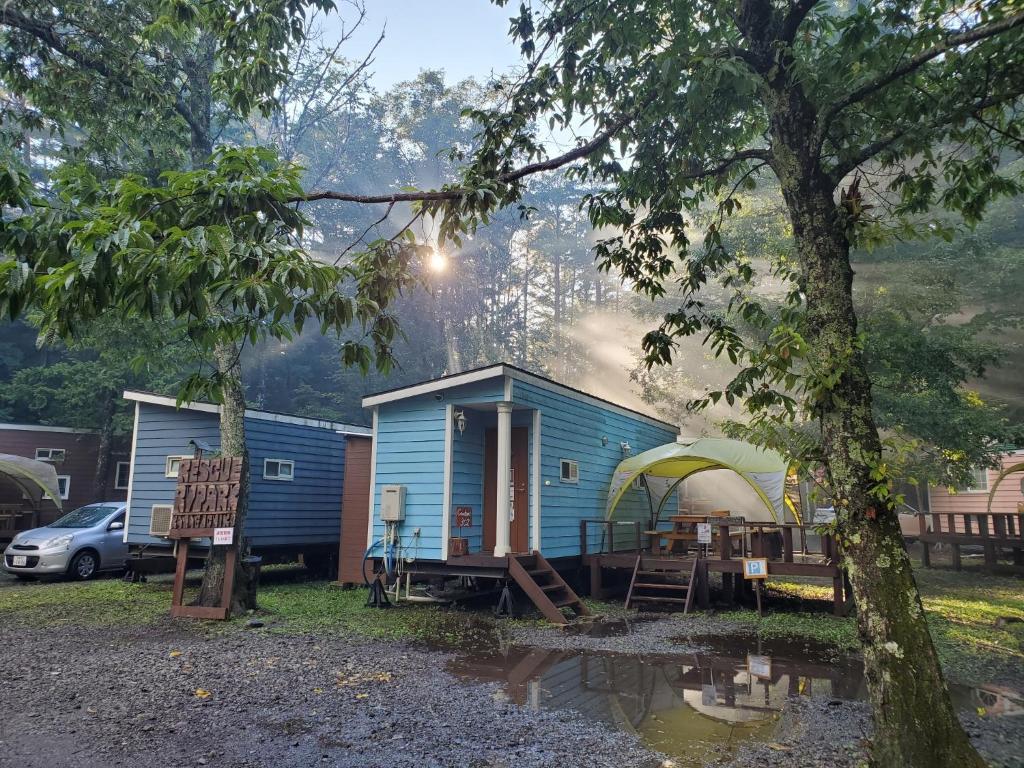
[
  {"xmin": 0, "ymin": 620, "xmax": 665, "ymax": 768},
  {"xmin": 509, "ymin": 613, "xmax": 752, "ymax": 655},
  {"xmin": 1, "ymin": 572, "xmax": 1020, "ymax": 768}
]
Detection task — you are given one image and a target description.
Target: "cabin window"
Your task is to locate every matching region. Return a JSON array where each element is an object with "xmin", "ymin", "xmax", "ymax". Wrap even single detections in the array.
[
  {"xmin": 560, "ymin": 459, "xmax": 579, "ymax": 484},
  {"xmin": 25, "ymin": 474, "xmax": 70, "ymax": 501},
  {"xmin": 35, "ymin": 448, "xmax": 66, "ymax": 462},
  {"xmin": 961, "ymin": 467, "xmax": 989, "ymax": 493},
  {"xmin": 165, "ymin": 455, "xmax": 189, "ymax": 479},
  {"xmin": 631, "ymin": 475, "xmax": 646, "ymax": 491},
  {"xmin": 114, "ymin": 461, "xmax": 131, "ymax": 490},
  {"xmin": 263, "ymin": 458, "xmax": 294, "ymax": 481}
]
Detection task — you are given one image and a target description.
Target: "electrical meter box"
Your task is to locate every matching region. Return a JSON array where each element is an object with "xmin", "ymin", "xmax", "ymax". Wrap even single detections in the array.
[{"xmin": 380, "ymin": 484, "xmax": 407, "ymax": 521}]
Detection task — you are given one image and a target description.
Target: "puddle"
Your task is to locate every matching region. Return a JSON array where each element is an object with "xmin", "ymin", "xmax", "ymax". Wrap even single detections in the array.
[
  {"xmin": 447, "ymin": 634, "xmax": 866, "ymax": 766},
  {"xmin": 446, "ymin": 628, "xmax": 1022, "ymax": 766}
]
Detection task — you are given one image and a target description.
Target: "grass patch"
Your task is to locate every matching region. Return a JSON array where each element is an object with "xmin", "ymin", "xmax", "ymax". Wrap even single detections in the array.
[
  {"xmin": 914, "ymin": 567, "xmax": 1024, "ymax": 684},
  {"xmin": 714, "ymin": 608, "xmax": 861, "ymax": 654},
  {"xmin": 709, "ymin": 566, "xmax": 1024, "ymax": 684},
  {"xmin": 0, "ymin": 578, "xmax": 169, "ymax": 628},
  {"xmin": 252, "ymin": 581, "xmax": 511, "ymax": 646}
]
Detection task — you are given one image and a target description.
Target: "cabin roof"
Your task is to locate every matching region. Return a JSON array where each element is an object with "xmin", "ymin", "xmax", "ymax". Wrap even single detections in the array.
[
  {"xmin": 361, "ymin": 363, "xmax": 678, "ymax": 431},
  {"xmin": 122, "ymin": 391, "xmax": 372, "ymax": 436},
  {"xmin": 0, "ymin": 422, "xmax": 99, "ymax": 435}
]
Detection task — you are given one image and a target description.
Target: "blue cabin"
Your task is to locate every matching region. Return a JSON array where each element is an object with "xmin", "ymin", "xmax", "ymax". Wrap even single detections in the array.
[
  {"xmin": 121, "ymin": 391, "xmax": 372, "ymax": 568},
  {"xmin": 362, "ymin": 364, "xmax": 678, "ymax": 565}
]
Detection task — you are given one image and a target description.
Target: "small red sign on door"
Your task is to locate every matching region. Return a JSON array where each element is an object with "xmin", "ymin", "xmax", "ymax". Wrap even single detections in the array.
[{"xmin": 454, "ymin": 506, "xmax": 473, "ymax": 528}]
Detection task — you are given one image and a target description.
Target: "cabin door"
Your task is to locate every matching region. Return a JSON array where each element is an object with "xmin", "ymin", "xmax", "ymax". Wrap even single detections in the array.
[{"xmin": 483, "ymin": 426, "xmax": 529, "ymax": 554}]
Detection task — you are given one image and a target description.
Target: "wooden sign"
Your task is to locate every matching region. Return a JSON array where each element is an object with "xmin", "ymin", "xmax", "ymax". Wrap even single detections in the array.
[
  {"xmin": 696, "ymin": 523, "xmax": 712, "ymax": 544},
  {"xmin": 169, "ymin": 457, "xmax": 243, "ymax": 538},
  {"xmin": 742, "ymin": 557, "xmax": 769, "ymax": 580},
  {"xmin": 169, "ymin": 456, "xmax": 244, "ymax": 621},
  {"xmin": 454, "ymin": 506, "xmax": 473, "ymax": 528}
]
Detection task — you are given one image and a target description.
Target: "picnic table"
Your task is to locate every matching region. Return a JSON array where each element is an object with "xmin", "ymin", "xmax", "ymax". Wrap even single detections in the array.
[{"xmin": 644, "ymin": 511, "xmax": 744, "ymax": 555}]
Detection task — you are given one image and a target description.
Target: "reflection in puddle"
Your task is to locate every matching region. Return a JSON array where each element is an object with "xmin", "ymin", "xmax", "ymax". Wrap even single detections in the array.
[
  {"xmin": 448, "ymin": 637, "xmax": 866, "ymax": 766},
  {"xmin": 444, "ymin": 623, "xmax": 1021, "ymax": 766}
]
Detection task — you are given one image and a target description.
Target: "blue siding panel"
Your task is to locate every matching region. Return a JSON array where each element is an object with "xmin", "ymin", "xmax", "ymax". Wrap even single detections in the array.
[
  {"xmin": 126, "ymin": 402, "xmax": 347, "ymax": 549},
  {"xmin": 512, "ymin": 380, "xmax": 678, "ymax": 558},
  {"xmin": 368, "ymin": 378, "xmax": 507, "ymax": 559}
]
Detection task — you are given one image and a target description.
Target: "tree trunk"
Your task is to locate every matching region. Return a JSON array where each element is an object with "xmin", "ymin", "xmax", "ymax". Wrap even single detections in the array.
[
  {"xmin": 92, "ymin": 391, "xmax": 116, "ymax": 499},
  {"xmin": 553, "ymin": 249, "xmax": 562, "ymax": 377},
  {"xmin": 780, "ymin": 166, "xmax": 983, "ymax": 767},
  {"xmin": 188, "ymin": 36, "xmax": 254, "ymax": 615},
  {"xmin": 196, "ymin": 339, "xmax": 256, "ymax": 614}
]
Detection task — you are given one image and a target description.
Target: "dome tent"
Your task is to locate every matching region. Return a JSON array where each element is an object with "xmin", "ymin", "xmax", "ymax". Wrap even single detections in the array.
[
  {"xmin": 0, "ymin": 453, "xmax": 63, "ymax": 510},
  {"xmin": 605, "ymin": 437, "xmax": 797, "ymax": 525}
]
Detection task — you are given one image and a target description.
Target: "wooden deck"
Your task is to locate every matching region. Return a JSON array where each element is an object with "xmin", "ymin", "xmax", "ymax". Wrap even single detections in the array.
[{"xmin": 580, "ymin": 519, "xmax": 850, "ymax": 615}]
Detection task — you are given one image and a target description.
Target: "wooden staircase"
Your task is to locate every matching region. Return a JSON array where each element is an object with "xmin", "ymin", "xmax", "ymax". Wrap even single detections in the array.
[
  {"xmin": 508, "ymin": 552, "xmax": 591, "ymax": 625},
  {"xmin": 625, "ymin": 556, "xmax": 699, "ymax": 613}
]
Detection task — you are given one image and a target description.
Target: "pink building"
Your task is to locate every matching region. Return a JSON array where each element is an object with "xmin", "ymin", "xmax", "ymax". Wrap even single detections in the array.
[{"xmin": 928, "ymin": 450, "xmax": 1024, "ymax": 531}]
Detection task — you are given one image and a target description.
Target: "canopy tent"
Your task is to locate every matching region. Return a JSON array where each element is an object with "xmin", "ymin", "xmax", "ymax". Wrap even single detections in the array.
[
  {"xmin": 606, "ymin": 437, "xmax": 797, "ymax": 525},
  {"xmin": 987, "ymin": 461, "xmax": 1024, "ymax": 512},
  {"xmin": 0, "ymin": 454, "xmax": 63, "ymax": 510}
]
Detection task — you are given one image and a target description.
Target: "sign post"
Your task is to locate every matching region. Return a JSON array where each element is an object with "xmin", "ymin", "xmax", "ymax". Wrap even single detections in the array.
[
  {"xmin": 168, "ymin": 456, "xmax": 243, "ymax": 620},
  {"xmin": 742, "ymin": 557, "xmax": 769, "ymax": 617}
]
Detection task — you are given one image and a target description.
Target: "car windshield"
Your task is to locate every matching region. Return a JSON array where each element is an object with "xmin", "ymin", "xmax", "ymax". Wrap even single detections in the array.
[{"xmin": 48, "ymin": 505, "xmax": 120, "ymax": 529}]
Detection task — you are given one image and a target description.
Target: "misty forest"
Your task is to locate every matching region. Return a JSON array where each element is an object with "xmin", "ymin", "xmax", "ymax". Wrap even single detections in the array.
[{"xmin": 3, "ymin": 21, "xmax": 1021, "ymax": 487}]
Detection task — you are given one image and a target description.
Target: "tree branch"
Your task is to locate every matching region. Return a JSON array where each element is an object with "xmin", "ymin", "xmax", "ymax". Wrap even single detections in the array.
[
  {"xmin": 818, "ymin": 11, "xmax": 1024, "ymax": 140},
  {"xmin": 294, "ymin": 109, "xmax": 637, "ymax": 205},
  {"xmin": 681, "ymin": 149, "xmax": 771, "ymax": 181},
  {"xmin": 1, "ymin": 7, "xmax": 199, "ymax": 140},
  {"xmin": 780, "ymin": 0, "xmax": 820, "ymax": 43},
  {"xmin": 1, "ymin": 7, "xmax": 114, "ymax": 79}
]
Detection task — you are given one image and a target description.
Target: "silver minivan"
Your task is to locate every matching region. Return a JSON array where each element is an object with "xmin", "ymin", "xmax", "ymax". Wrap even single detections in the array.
[{"xmin": 2, "ymin": 502, "xmax": 128, "ymax": 580}]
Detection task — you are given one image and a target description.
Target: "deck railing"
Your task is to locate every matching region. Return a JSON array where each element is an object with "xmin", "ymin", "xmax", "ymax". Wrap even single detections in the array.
[
  {"xmin": 579, "ymin": 519, "xmax": 643, "ymax": 556},
  {"xmin": 913, "ymin": 511, "xmax": 1024, "ymax": 571},
  {"xmin": 580, "ymin": 517, "xmax": 838, "ymax": 562}
]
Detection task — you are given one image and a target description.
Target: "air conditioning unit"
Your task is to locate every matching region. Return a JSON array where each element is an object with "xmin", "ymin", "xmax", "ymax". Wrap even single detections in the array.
[
  {"xmin": 379, "ymin": 485, "xmax": 406, "ymax": 522},
  {"xmin": 150, "ymin": 504, "xmax": 174, "ymax": 537}
]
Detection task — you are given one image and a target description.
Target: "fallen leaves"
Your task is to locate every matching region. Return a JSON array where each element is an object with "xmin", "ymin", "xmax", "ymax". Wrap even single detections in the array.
[
  {"xmin": 194, "ymin": 689, "xmax": 212, "ymax": 699},
  {"xmin": 169, "ymin": 650, "xmax": 183, "ymax": 658}
]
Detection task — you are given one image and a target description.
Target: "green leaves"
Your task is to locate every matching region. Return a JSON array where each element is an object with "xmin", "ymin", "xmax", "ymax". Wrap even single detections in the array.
[{"xmin": 0, "ymin": 145, "xmax": 413, "ymax": 401}]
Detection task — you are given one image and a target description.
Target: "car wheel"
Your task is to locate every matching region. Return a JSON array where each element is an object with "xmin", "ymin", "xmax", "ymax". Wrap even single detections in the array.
[{"xmin": 68, "ymin": 550, "xmax": 99, "ymax": 581}]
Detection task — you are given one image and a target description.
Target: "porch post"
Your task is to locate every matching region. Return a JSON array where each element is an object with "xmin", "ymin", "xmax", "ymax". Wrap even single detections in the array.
[{"xmin": 494, "ymin": 401, "xmax": 513, "ymax": 557}]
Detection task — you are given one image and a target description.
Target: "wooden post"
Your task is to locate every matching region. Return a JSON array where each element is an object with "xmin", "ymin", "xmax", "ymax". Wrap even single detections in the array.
[
  {"xmin": 979, "ymin": 515, "xmax": 995, "ymax": 574},
  {"xmin": 952, "ymin": 542, "xmax": 962, "ymax": 571},
  {"xmin": 171, "ymin": 539, "xmax": 189, "ymax": 609},
  {"xmin": 718, "ymin": 524, "xmax": 731, "ymax": 559},
  {"xmin": 697, "ymin": 559, "xmax": 710, "ymax": 609},
  {"xmin": 589, "ymin": 559, "xmax": 603, "ymax": 600},
  {"xmin": 579, "ymin": 520, "xmax": 588, "ymax": 558},
  {"xmin": 832, "ymin": 571, "xmax": 843, "ymax": 616},
  {"xmin": 919, "ymin": 514, "xmax": 931, "ymax": 568},
  {"xmin": 608, "ymin": 521, "xmax": 615, "ymax": 554},
  {"xmin": 782, "ymin": 526, "xmax": 794, "ymax": 563}
]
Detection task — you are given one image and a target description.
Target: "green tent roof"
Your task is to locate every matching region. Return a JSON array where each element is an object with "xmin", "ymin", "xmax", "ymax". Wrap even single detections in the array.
[{"xmin": 606, "ymin": 437, "xmax": 795, "ymax": 523}]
